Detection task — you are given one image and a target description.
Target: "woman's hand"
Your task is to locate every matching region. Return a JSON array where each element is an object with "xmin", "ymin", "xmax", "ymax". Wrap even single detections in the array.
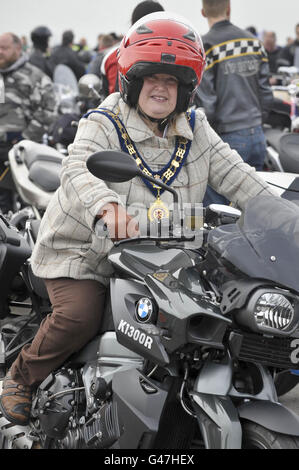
[{"xmin": 98, "ymin": 202, "xmax": 140, "ymax": 242}]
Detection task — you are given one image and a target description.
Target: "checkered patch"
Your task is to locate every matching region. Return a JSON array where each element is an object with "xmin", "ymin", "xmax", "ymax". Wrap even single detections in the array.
[{"xmin": 206, "ymin": 38, "xmax": 267, "ymax": 70}]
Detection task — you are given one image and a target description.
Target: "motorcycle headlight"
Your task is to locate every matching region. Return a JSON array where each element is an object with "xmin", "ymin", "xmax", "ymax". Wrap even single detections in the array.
[
  {"xmin": 254, "ymin": 293, "xmax": 294, "ymax": 331},
  {"xmin": 236, "ymin": 288, "xmax": 299, "ymax": 336}
]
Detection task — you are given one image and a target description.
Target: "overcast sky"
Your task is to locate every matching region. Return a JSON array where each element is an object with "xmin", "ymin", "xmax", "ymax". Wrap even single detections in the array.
[{"xmin": 2, "ymin": 0, "xmax": 299, "ymax": 48}]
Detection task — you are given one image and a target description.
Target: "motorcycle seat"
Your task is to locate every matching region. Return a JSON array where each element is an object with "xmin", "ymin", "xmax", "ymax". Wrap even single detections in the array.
[
  {"xmin": 264, "ymin": 127, "xmax": 285, "ymax": 152},
  {"xmin": 23, "ymin": 150, "xmax": 63, "ymax": 170},
  {"xmin": 28, "ymin": 160, "xmax": 61, "ymax": 192},
  {"xmin": 15, "ymin": 140, "xmax": 63, "ymax": 169},
  {"xmin": 280, "ymin": 133, "xmax": 299, "ymax": 173}
]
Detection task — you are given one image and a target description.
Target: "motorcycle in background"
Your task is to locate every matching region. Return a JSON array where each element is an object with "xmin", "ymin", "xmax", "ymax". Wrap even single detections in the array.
[
  {"xmin": 264, "ymin": 66, "xmax": 299, "ymax": 172},
  {"xmin": 5, "ymin": 74, "xmax": 103, "ymax": 227},
  {"xmin": 52, "ymin": 64, "xmax": 81, "ymax": 117},
  {"xmin": 49, "ymin": 72, "xmax": 103, "ymax": 153},
  {"xmin": 7, "ymin": 140, "xmax": 62, "ymax": 223}
]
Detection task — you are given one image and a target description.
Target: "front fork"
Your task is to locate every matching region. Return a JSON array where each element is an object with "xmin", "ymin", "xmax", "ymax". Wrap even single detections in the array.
[
  {"xmin": 190, "ymin": 393, "xmax": 242, "ymax": 448},
  {"xmin": 189, "ymin": 355, "xmax": 299, "ymax": 449}
]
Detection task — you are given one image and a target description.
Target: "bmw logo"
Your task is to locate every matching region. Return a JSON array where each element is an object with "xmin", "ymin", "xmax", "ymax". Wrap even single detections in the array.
[{"xmin": 136, "ymin": 298, "xmax": 154, "ymax": 323}]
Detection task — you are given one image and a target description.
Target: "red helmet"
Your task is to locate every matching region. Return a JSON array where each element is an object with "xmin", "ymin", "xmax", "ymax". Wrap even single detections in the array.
[{"xmin": 117, "ymin": 12, "xmax": 206, "ymax": 113}]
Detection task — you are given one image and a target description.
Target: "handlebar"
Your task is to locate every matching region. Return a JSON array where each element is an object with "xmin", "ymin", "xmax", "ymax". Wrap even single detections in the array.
[{"xmin": 94, "ymin": 204, "xmax": 241, "ymax": 245}]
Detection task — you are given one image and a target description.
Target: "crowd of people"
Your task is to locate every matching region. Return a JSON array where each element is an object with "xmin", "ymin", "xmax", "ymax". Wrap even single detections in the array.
[
  {"xmin": 20, "ymin": 19, "xmax": 299, "ymax": 90},
  {"xmin": 0, "ymin": 0, "xmax": 298, "ymax": 428}
]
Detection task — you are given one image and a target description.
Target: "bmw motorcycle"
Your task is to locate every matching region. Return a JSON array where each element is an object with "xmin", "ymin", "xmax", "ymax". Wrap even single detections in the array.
[{"xmin": 1, "ymin": 150, "xmax": 299, "ymax": 449}]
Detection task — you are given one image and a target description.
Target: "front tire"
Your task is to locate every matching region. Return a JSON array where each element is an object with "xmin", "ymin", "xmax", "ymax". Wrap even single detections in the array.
[{"xmin": 242, "ymin": 421, "xmax": 299, "ymax": 449}]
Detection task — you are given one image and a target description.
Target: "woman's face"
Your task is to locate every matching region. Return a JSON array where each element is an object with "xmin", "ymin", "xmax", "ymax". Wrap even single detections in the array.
[{"xmin": 138, "ymin": 73, "xmax": 178, "ymax": 119}]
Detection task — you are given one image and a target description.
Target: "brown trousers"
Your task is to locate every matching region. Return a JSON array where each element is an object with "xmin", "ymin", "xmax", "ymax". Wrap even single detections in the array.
[{"xmin": 11, "ymin": 278, "xmax": 106, "ymax": 387}]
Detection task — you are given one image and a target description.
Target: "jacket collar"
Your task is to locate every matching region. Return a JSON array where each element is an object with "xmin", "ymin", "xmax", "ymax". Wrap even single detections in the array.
[
  {"xmin": 211, "ymin": 19, "xmax": 232, "ymax": 30},
  {"xmin": 118, "ymin": 98, "xmax": 194, "ymax": 142},
  {"xmin": 0, "ymin": 53, "xmax": 28, "ymax": 74}
]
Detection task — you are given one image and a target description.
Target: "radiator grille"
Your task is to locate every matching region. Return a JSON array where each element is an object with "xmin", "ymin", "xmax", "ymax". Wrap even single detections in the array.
[{"xmin": 231, "ymin": 332, "xmax": 299, "ymax": 369}]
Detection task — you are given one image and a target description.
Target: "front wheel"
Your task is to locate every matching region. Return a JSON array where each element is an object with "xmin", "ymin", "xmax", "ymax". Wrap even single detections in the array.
[{"xmin": 242, "ymin": 422, "xmax": 299, "ymax": 449}]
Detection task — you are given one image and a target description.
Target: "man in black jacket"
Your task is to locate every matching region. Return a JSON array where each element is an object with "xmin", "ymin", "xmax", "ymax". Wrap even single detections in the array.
[
  {"xmin": 49, "ymin": 30, "xmax": 86, "ymax": 80},
  {"xmin": 279, "ymin": 24, "xmax": 299, "ymax": 68},
  {"xmin": 29, "ymin": 26, "xmax": 54, "ymax": 78},
  {"xmin": 196, "ymin": 0, "xmax": 273, "ymax": 204}
]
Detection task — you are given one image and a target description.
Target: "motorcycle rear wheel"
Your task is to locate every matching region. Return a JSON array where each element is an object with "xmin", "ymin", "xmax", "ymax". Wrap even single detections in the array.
[{"xmin": 242, "ymin": 422, "xmax": 299, "ymax": 449}]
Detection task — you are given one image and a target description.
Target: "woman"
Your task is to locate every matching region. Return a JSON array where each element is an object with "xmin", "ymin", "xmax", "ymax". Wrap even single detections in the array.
[{"xmin": 0, "ymin": 12, "xmax": 276, "ymax": 425}]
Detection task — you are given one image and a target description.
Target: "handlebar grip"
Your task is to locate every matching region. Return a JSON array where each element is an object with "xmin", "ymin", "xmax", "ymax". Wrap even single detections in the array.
[{"xmin": 95, "ymin": 219, "xmax": 108, "ymax": 238}]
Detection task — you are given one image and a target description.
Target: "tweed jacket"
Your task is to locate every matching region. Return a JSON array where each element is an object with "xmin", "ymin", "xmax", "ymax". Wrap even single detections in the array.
[{"xmin": 31, "ymin": 92, "xmax": 276, "ymax": 285}]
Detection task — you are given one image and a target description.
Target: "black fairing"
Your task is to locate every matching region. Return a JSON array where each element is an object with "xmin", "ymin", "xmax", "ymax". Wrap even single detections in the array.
[
  {"xmin": 146, "ymin": 272, "xmax": 231, "ymax": 353},
  {"xmin": 108, "ymin": 243, "xmax": 195, "ymax": 281},
  {"xmin": 0, "ymin": 216, "xmax": 31, "ymax": 318},
  {"xmin": 208, "ymin": 196, "xmax": 299, "ymax": 293},
  {"xmin": 110, "ymin": 279, "xmax": 170, "ymax": 366},
  {"xmin": 110, "ymin": 272, "xmax": 231, "ymax": 362},
  {"xmin": 112, "ymin": 368, "xmax": 169, "ymax": 449}
]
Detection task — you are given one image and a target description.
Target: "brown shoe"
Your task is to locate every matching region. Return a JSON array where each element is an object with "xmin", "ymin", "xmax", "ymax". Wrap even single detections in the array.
[{"xmin": 0, "ymin": 370, "xmax": 32, "ymax": 425}]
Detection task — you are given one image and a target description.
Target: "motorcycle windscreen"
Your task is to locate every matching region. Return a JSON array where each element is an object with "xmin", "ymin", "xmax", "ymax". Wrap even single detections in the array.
[{"xmin": 208, "ymin": 195, "xmax": 299, "ymax": 293}]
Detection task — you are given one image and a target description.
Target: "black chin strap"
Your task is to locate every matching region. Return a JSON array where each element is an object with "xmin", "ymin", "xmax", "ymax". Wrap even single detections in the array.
[{"xmin": 137, "ymin": 107, "xmax": 173, "ymax": 132}]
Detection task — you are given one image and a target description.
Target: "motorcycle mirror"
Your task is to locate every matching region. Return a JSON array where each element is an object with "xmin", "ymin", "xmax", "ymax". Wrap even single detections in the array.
[
  {"xmin": 78, "ymin": 74, "xmax": 102, "ymax": 99},
  {"xmin": 87, "ymin": 150, "xmax": 140, "ymax": 183}
]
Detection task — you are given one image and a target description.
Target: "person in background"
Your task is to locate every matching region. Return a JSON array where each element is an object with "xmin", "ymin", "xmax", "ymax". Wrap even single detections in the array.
[
  {"xmin": 263, "ymin": 31, "xmax": 282, "ymax": 76},
  {"xmin": 20, "ymin": 36, "xmax": 28, "ymax": 53},
  {"xmin": 279, "ymin": 23, "xmax": 299, "ymax": 68},
  {"xmin": 109, "ymin": 32, "xmax": 123, "ymax": 45},
  {"xmin": 29, "ymin": 26, "xmax": 53, "ymax": 78},
  {"xmin": 87, "ymin": 33, "xmax": 116, "ymax": 78},
  {"xmin": 196, "ymin": 0, "xmax": 273, "ymax": 205},
  {"xmin": 286, "ymin": 37, "xmax": 295, "ymax": 47},
  {"xmin": 0, "ymin": 32, "xmax": 57, "ymax": 213},
  {"xmin": 246, "ymin": 26, "xmax": 258, "ymax": 37},
  {"xmin": 73, "ymin": 37, "xmax": 89, "ymax": 53},
  {"xmin": 101, "ymin": 0, "xmax": 165, "ymax": 97},
  {"xmin": 49, "ymin": 30, "xmax": 86, "ymax": 80}
]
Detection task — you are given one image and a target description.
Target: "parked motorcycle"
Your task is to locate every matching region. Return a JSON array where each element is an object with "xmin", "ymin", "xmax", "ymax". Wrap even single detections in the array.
[
  {"xmin": 7, "ymin": 139, "xmax": 63, "ymax": 223},
  {"xmin": 5, "ymin": 73, "xmax": 106, "ymax": 226},
  {"xmin": 53, "ymin": 64, "xmax": 80, "ymax": 117},
  {"xmin": 258, "ymin": 170, "xmax": 299, "ymax": 206},
  {"xmin": 47, "ymin": 73, "xmax": 103, "ymax": 153},
  {"xmin": 264, "ymin": 66, "xmax": 299, "ymax": 172},
  {"xmin": 1, "ymin": 150, "xmax": 299, "ymax": 449}
]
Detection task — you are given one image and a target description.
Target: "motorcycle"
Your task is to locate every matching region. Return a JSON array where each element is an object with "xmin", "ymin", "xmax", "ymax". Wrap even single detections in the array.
[
  {"xmin": 7, "ymin": 136, "xmax": 299, "ymax": 403},
  {"xmin": 1, "ymin": 149, "xmax": 299, "ymax": 449},
  {"xmin": 7, "ymin": 139, "xmax": 63, "ymax": 224},
  {"xmin": 49, "ymin": 72, "xmax": 104, "ymax": 153},
  {"xmin": 5, "ymin": 73, "xmax": 105, "ymax": 228},
  {"xmin": 52, "ymin": 64, "xmax": 81, "ymax": 117},
  {"xmin": 264, "ymin": 66, "xmax": 299, "ymax": 173}
]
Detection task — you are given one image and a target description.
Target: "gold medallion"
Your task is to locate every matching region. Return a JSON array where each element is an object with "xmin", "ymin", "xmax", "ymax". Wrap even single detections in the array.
[{"xmin": 148, "ymin": 197, "xmax": 169, "ymax": 222}]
